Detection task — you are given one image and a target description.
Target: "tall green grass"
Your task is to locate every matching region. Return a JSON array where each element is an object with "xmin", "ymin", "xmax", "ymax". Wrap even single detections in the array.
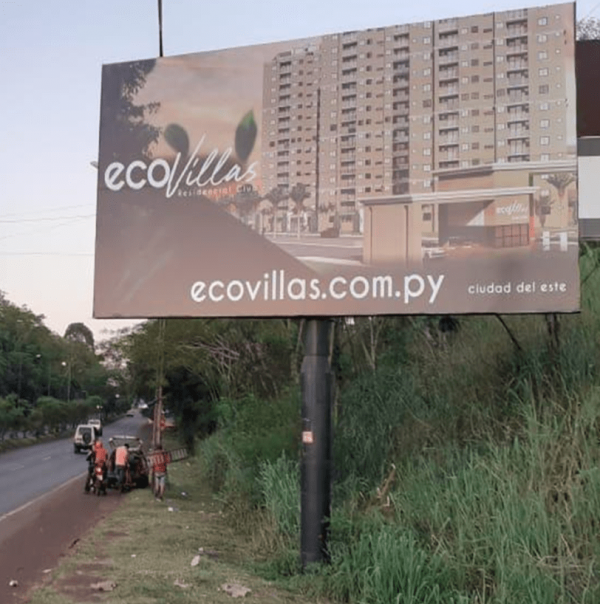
[{"xmin": 198, "ymin": 259, "xmax": 600, "ymax": 603}]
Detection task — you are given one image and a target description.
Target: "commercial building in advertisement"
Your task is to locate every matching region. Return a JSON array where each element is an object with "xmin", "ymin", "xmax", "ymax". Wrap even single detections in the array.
[{"xmin": 261, "ymin": 3, "xmax": 576, "ymax": 257}]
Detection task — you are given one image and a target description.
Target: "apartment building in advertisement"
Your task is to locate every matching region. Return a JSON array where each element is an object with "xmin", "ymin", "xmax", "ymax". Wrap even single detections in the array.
[{"xmin": 261, "ymin": 3, "xmax": 576, "ymax": 255}]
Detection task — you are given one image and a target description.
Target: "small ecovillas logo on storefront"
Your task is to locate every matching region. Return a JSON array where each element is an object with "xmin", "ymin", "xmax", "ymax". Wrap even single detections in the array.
[{"xmin": 103, "ymin": 135, "xmax": 258, "ymax": 198}]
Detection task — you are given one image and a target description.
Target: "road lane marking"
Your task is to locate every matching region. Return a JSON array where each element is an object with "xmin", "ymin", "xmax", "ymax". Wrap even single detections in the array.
[
  {"xmin": 42, "ymin": 456, "xmax": 51, "ymax": 461},
  {"xmin": 0, "ymin": 471, "xmax": 86, "ymax": 524}
]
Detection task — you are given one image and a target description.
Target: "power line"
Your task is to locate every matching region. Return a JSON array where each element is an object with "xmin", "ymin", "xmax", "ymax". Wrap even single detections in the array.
[
  {"xmin": 582, "ymin": 2, "xmax": 600, "ymax": 20},
  {"xmin": 0, "ymin": 214, "xmax": 95, "ymax": 224},
  {"xmin": 0, "ymin": 204, "xmax": 94, "ymax": 219},
  {"xmin": 0, "ymin": 216, "xmax": 91, "ymax": 242},
  {"xmin": 0, "ymin": 251, "xmax": 93, "ymax": 257}
]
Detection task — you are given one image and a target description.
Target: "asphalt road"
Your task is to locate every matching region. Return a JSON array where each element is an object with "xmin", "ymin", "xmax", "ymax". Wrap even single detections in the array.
[
  {"xmin": 267, "ymin": 234, "xmax": 364, "ymax": 265},
  {"xmin": 0, "ymin": 411, "xmax": 148, "ymax": 518}
]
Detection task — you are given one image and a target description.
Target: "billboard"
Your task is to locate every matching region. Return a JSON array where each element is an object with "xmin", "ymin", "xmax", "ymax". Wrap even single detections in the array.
[
  {"xmin": 576, "ymin": 41, "xmax": 600, "ymax": 241},
  {"xmin": 94, "ymin": 2, "xmax": 579, "ymax": 319}
]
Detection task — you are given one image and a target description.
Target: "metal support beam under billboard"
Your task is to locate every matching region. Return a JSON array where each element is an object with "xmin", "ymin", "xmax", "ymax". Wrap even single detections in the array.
[{"xmin": 300, "ymin": 319, "xmax": 333, "ymax": 567}]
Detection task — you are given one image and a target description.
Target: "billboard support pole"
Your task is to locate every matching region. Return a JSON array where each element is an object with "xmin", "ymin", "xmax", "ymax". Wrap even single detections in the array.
[{"xmin": 300, "ymin": 318, "xmax": 333, "ymax": 568}]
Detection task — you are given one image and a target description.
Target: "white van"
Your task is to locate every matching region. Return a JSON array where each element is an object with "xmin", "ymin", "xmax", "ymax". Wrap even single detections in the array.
[{"xmin": 73, "ymin": 424, "xmax": 99, "ymax": 454}]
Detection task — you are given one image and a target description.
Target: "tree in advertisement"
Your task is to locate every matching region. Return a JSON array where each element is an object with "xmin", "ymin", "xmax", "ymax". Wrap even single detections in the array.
[{"xmin": 100, "ymin": 59, "xmax": 161, "ymax": 163}]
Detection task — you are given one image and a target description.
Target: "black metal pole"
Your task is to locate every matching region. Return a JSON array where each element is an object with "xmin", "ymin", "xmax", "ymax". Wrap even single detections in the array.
[{"xmin": 300, "ymin": 318, "xmax": 333, "ymax": 567}]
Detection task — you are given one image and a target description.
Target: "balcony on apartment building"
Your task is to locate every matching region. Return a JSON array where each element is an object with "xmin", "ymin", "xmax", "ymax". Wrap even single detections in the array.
[
  {"xmin": 507, "ymin": 74, "xmax": 529, "ymax": 87},
  {"xmin": 279, "ymin": 83, "xmax": 291, "ymax": 92},
  {"xmin": 438, "ymin": 34, "xmax": 459, "ymax": 48},
  {"xmin": 438, "ymin": 67, "xmax": 459, "ymax": 82},
  {"xmin": 340, "ymin": 136, "xmax": 357, "ymax": 148},
  {"xmin": 342, "ymin": 67, "xmax": 358, "ymax": 78},
  {"xmin": 507, "ymin": 89, "xmax": 529, "ymax": 103},
  {"xmin": 341, "ymin": 38, "xmax": 358, "ymax": 49},
  {"xmin": 507, "ymin": 59, "xmax": 528, "ymax": 71},
  {"xmin": 392, "ymin": 157, "xmax": 409, "ymax": 168},
  {"xmin": 392, "ymin": 142, "xmax": 409, "ymax": 154},
  {"xmin": 438, "ymin": 96, "xmax": 459, "ymax": 110},
  {"xmin": 277, "ymin": 150, "xmax": 290, "ymax": 158},
  {"xmin": 393, "ymin": 49, "xmax": 410, "ymax": 60},
  {"xmin": 506, "ymin": 41, "xmax": 528, "ymax": 57},
  {"xmin": 439, "ymin": 85, "xmax": 459, "ymax": 97},
  {"xmin": 507, "ymin": 104, "xmax": 530, "ymax": 116},
  {"xmin": 439, "ymin": 160, "xmax": 460, "ymax": 169},
  {"xmin": 393, "ymin": 128, "xmax": 410, "ymax": 142},
  {"xmin": 439, "ymin": 121, "xmax": 459, "ymax": 132},
  {"xmin": 506, "ymin": 126, "xmax": 530, "ymax": 139},
  {"xmin": 393, "ymin": 73, "xmax": 410, "ymax": 84},
  {"xmin": 506, "ymin": 110, "xmax": 530, "ymax": 123},
  {"xmin": 438, "ymin": 50, "xmax": 459, "ymax": 64},
  {"xmin": 439, "ymin": 135, "xmax": 459, "ymax": 146},
  {"xmin": 439, "ymin": 142, "xmax": 459, "ymax": 153},
  {"xmin": 393, "ymin": 64, "xmax": 410, "ymax": 77},
  {"xmin": 506, "ymin": 10, "xmax": 527, "ymax": 23},
  {"xmin": 507, "ymin": 154, "xmax": 530, "ymax": 162},
  {"xmin": 508, "ymin": 141, "xmax": 530, "ymax": 154},
  {"xmin": 341, "ymin": 81, "xmax": 357, "ymax": 91},
  {"xmin": 392, "ymin": 91, "xmax": 410, "ymax": 103},
  {"xmin": 437, "ymin": 18, "xmax": 458, "ymax": 33},
  {"xmin": 506, "ymin": 24, "xmax": 528, "ymax": 37}
]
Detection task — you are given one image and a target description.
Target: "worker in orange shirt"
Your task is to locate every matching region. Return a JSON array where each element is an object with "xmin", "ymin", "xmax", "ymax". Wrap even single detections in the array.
[
  {"xmin": 114, "ymin": 442, "xmax": 130, "ymax": 491},
  {"xmin": 85, "ymin": 439, "xmax": 108, "ymax": 492}
]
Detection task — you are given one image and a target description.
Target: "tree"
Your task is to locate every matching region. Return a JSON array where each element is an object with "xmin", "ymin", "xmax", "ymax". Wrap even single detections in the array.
[
  {"xmin": 64, "ymin": 322, "xmax": 95, "ymax": 351},
  {"xmin": 578, "ymin": 17, "xmax": 600, "ymax": 40}
]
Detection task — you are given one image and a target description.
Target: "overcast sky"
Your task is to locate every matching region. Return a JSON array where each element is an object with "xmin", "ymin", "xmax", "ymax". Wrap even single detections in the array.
[{"xmin": 0, "ymin": 0, "xmax": 596, "ymax": 341}]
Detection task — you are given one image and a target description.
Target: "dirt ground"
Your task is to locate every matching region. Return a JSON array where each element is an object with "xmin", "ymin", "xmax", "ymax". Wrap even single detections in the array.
[{"xmin": 0, "ymin": 475, "xmax": 126, "ymax": 603}]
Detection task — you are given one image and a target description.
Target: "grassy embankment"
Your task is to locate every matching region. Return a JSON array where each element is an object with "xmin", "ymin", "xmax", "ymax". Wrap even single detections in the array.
[{"xmin": 196, "ymin": 251, "xmax": 600, "ymax": 603}]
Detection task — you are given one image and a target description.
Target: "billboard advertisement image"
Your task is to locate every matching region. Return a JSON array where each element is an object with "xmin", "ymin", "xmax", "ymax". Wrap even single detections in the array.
[{"xmin": 94, "ymin": 2, "xmax": 579, "ymax": 319}]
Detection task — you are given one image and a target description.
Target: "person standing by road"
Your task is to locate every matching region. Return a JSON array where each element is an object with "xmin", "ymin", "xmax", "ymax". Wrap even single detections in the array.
[
  {"xmin": 115, "ymin": 442, "xmax": 130, "ymax": 491},
  {"xmin": 151, "ymin": 444, "xmax": 169, "ymax": 501}
]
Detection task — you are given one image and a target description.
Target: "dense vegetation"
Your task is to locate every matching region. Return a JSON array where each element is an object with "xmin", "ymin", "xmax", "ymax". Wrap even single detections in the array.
[{"xmin": 0, "ymin": 292, "xmax": 126, "ymax": 441}]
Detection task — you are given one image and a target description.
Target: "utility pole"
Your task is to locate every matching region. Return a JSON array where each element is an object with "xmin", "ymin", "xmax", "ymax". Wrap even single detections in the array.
[{"xmin": 300, "ymin": 318, "xmax": 333, "ymax": 567}]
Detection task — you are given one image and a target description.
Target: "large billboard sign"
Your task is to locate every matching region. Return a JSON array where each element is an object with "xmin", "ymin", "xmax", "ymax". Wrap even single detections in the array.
[{"xmin": 94, "ymin": 2, "xmax": 579, "ymax": 319}]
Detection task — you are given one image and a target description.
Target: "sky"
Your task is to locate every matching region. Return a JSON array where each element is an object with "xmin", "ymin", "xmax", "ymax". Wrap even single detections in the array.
[{"xmin": 0, "ymin": 0, "xmax": 598, "ymax": 342}]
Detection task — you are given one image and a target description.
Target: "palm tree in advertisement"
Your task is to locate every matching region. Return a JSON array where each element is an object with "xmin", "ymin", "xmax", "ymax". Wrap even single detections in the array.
[
  {"xmin": 546, "ymin": 172, "xmax": 576, "ymax": 228},
  {"xmin": 289, "ymin": 183, "xmax": 310, "ymax": 237},
  {"xmin": 265, "ymin": 186, "xmax": 290, "ymax": 234}
]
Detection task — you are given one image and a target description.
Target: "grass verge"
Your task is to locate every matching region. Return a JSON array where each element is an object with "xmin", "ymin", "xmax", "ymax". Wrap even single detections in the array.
[{"xmin": 25, "ymin": 447, "xmax": 328, "ymax": 604}]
